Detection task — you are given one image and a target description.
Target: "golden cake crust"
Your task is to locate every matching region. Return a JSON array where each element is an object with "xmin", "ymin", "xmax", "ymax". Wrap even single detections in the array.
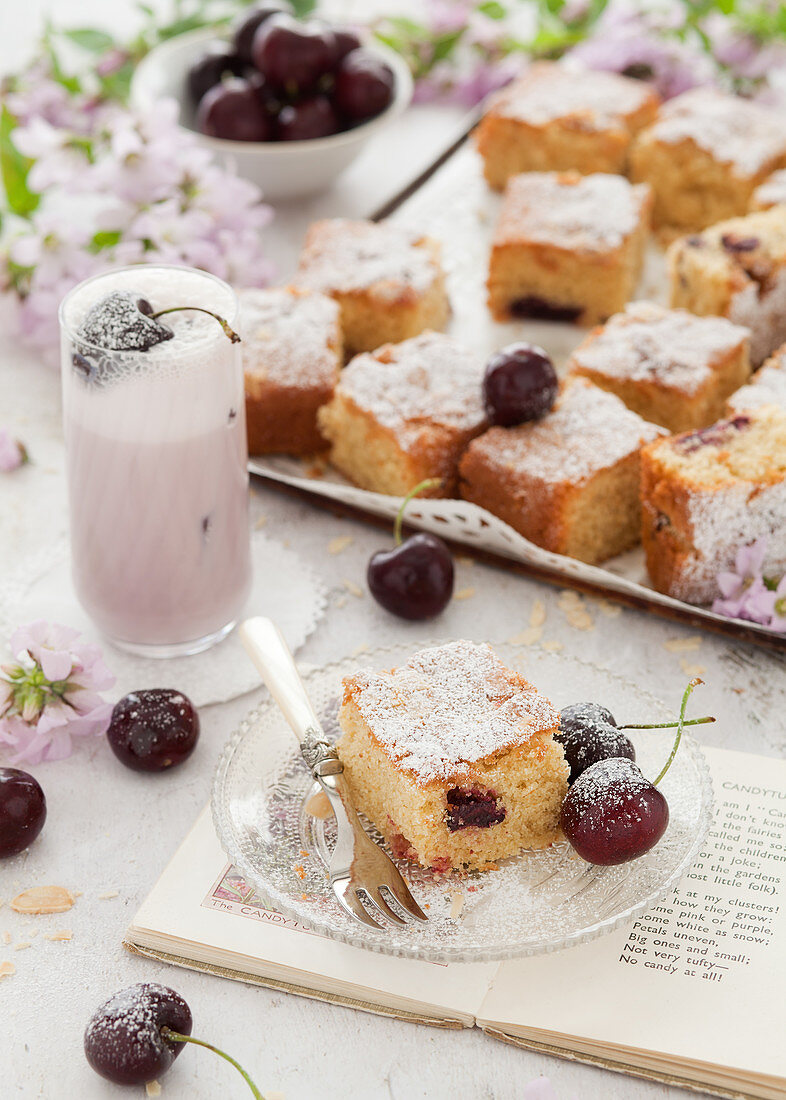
[
  {"xmin": 476, "ymin": 62, "xmax": 659, "ymax": 189},
  {"xmin": 240, "ymin": 286, "xmax": 342, "ymax": 455}
]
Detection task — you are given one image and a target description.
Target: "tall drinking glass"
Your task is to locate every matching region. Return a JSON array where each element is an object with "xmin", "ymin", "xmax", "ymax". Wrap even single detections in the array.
[{"xmin": 59, "ymin": 265, "xmax": 251, "ymax": 657}]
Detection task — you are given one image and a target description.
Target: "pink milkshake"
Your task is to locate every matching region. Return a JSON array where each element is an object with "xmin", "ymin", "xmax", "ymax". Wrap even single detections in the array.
[{"xmin": 60, "ymin": 266, "xmax": 251, "ymax": 656}]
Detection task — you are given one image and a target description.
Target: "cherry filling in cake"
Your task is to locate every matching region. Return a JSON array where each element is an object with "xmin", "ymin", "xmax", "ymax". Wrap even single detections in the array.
[
  {"xmin": 510, "ymin": 296, "xmax": 582, "ymax": 323},
  {"xmin": 444, "ymin": 787, "xmax": 506, "ymax": 832},
  {"xmin": 680, "ymin": 414, "xmax": 751, "ymax": 453}
]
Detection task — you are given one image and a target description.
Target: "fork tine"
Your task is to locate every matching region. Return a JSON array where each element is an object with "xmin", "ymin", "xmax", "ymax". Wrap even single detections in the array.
[
  {"xmin": 366, "ymin": 886, "xmax": 408, "ymax": 926},
  {"xmin": 332, "ymin": 880, "xmax": 383, "ymax": 930},
  {"xmin": 384, "ymin": 877, "xmax": 429, "ymax": 923}
]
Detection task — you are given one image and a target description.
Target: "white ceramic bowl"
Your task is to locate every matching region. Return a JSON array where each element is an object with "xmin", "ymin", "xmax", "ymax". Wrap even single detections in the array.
[{"xmin": 130, "ymin": 26, "xmax": 413, "ymax": 201}]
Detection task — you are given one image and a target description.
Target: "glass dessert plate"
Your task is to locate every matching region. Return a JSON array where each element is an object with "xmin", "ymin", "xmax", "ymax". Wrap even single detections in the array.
[{"xmin": 212, "ymin": 641, "xmax": 713, "ymax": 964}]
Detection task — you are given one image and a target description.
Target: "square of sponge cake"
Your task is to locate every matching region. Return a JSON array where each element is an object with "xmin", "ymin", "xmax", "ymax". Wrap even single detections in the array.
[
  {"xmin": 337, "ymin": 640, "xmax": 569, "ymax": 873},
  {"xmin": 317, "ymin": 330, "xmax": 487, "ymax": 497},
  {"xmin": 295, "ymin": 218, "xmax": 450, "ymax": 357}
]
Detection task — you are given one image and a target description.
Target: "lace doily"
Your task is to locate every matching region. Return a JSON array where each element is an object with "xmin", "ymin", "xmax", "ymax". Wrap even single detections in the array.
[{"xmin": 0, "ymin": 532, "xmax": 327, "ymax": 707}]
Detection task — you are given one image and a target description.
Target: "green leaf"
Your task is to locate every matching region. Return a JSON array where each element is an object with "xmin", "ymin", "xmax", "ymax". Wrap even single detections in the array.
[
  {"xmin": 0, "ymin": 105, "xmax": 40, "ymax": 218},
  {"xmin": 431, "ymin": 27, "xmax": 465, "ymax": 63},
  {"xmin": 89, "ymin": 230, "xmax": 122, "ymax": 252},
  {"xmin": 289, "ymin": 0, "xmax": 316, "ymax": 16},
  {"xmin": 63, "ymin": 28, "xmax": 115, "ymax": 52},
  {"xmin": 478, "ymin": 1, "xmax": 507, "ymax": 19}
]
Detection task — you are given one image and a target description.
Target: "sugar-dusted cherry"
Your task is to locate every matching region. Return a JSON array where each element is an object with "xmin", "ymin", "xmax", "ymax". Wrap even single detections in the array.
[
  {"xmin": 84, "ymin": 983, "xmax": 264, "ymax": 1094},
  {"xmin": 0, "ymin": 768, "xmax": 46, "ymax": 858},
  {"xmin": 107, "ymin": 688, "xmax": 199, "ymax": 773},
  {"xmin": 483, "ymin": 342, "xmax": 558, "ymax": 427},
  {"xmin": 368, "ymin": 479, "xmax": 454, "ymax": 620},
  {"xmin": 557, "ymin": 702, "xmax": 635, "ymax": 785}
]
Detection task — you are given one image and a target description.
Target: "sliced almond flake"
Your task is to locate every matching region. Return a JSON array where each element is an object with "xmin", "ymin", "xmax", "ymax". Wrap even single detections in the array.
[
  {"xmin": 98, "ymin": 891, "xmax": 119, "ymax": 901},
  {"xmin": 508, "ymin": 626, "xmax": 542, "ymax": 646},
  {"xmin": 454, "ymin": 587, "xmax": 476, "ymax": 600},
  {"xmin": 333, "ymin": 595, "xmax": 347, "ymax": 609},
  {"xmin": 146, "ymin": 1081, "xmax": 162, "ymax": 1098},
  {"xmin": 542, "ymin": 640, "xmax": 564, "ymax": 652},
  {"xmin": 328, "ymin": 535, "xmax": 354, "ymax": 555},
  {"xmin": 0, "ymin": 961, "xmax": 15, "ymax": 979},
  {"xmin": 14, "ymin": 942, "xmax": 31, "ymax": 951},
  {"xmin": 253, "ymin": 515, "xmax": 268, "ymax": 530},
  {"xmin": 351, "ymin": 643, "xmax": 369, "ymax": 657},
  {"xmin": 11, "ymin": 886, "xmax": 75, "ymax": 915},
  {"xmin": 529, "ymin": 599, "xmax": 546, "ymax": 628},
  {"xmin": 680, "ymin": 659, "xmax": 707, "ymax": 677},
  {"xmin": 45, "ymin": 930, "xmax": 73, "ymax": 942},
  {"xmin": 597, "ymin": 599, "xmax": 622, "ymax": 617},
  {"xmin": 664, "ymin": 636, "xmax": 702, "ymax": 653},
  {"xmin": 456, "ymin": 555, "xmax": 475, "ymax": 567},
  {"xmin": 449, "ymin": 893, "xmax": 464, "ymax": 920},
  {"xmin": 343, "ymin": 579, "xmax": 363, "ymax": 598},
  {"xmin": 565, "ymin": 609, "xmax": 595, "ymax": 630},
  {"xmin": 305, "ymin": 791, "xmax": 333, "ymax": 819},
  {"xmin": 558, "ymin": 589, "xmax": 582, "ymax": 606},
  {"xmin": 2, "ymin": 932, "xmax": 10, "ymax": 944}
]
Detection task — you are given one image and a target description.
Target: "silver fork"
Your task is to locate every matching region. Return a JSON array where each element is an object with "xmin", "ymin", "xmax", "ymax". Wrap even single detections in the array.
[{"xmin": 239, "ymin": 617, "xmax": 428, "ymax": 930}]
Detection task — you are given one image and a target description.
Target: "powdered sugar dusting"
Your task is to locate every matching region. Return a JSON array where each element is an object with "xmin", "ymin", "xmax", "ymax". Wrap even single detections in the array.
[
  {"xmin": 753, "ymin": 169, "xmax": 786, "ymax": 210},
  {"xmin": 491, "ymin": 62, "xmax": 656, "ymax": 129},
  {"xmin": 345, "ymin": 640, "xmax": 560, "ymax": 784},
  {"xmin": 563, "ymin": 758, "xmax": 652, "ymax": 822},
  {"xmin": 471, "ymin": 378, "xmax": 663, "ymax": 486},
  {"xmin": 337, "ymin": 331, "xmax": 486, "ymax": 446},
  {"xmin": 647, "ymin": 87, "xmax": 786, "ymax": 176},
  {"xmin": 295, "ymin": 218, "xmax": 440, "ymax": 300},
  {"xmin": 496, "ymin": 172, "xmax": 650, "ymax": 251},
  {"xmin": 570, "ymin": 302, "xmax": 749, "ymax": 395},
  {"xmin": 83, "ymin": 983, "xmax": 191, "ymax": 1077},
  {"xmin": 728, "ymin": 267, "xmax": 786, "ymax": 366},
  {"xmin": 239, "ymin": 287, "xmax": 340, "ymax": 390},
  {"xmin": 727, "ymin": 349, "xmax": 786, "ymax": 414}
]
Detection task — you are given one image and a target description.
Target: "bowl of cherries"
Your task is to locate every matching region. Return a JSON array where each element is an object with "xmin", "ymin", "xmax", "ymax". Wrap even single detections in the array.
[{"xmin": 130, "ymin": 3, "xmax": 413, "ymax": 199}]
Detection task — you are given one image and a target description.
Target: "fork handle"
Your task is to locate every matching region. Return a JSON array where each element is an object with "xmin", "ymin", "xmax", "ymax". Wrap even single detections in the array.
[{"xmin": 238, "ymin": 617, "xmax": 341, "ymax": 773}]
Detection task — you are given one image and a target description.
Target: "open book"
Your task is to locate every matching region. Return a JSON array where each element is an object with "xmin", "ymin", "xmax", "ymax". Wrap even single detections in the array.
[{"xmin": 126, "ymin": 747, "xmax": 786, "ymax": 1100}]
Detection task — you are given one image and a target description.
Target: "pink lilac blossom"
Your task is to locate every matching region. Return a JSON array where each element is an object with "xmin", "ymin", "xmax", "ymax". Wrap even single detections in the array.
[
  {"xmin": 0, "ymin": 621, "xmax": 115, "ymax": 764},
  {"xmin": 711, "ymin": 539, "xmax": 786, "ymax": 630},
  {"xmin": 3, "ymin": 76, "xmax": 274, "ymax": 361},
  {"xmin": 0, "ymin": 428, "xmax": 25, "ymax": 471}
]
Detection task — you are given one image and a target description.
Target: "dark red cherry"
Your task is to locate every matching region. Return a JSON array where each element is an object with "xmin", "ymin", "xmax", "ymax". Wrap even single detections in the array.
[
  {"xmin": 252, "ymin": 15, "xmax": 337, "ymax": 94},
  {"xmin": 233, "ymin": 3, "xmax": 291, "ymax": 63},
  {"xmin": 368, "ymin": 533, "xmax": 454, "ymax": 621},
  {"xmin": 0, "ymin": 768, "xmax": 46, "ymax": 858},
  {"xmin": 84, "ymin": 984, "xmax": 192, "ymax": 1086},
  {"xmin": 277, "ymin": 95, "xmax": 339, "ymax": 140},
  {"xmin": 332, "ymin": 28, "xmax": 362, "ymax": 64},
  {"xmin": 333, "ymin": 50, "xmax": 395, "ymax": 123},
  {"xmin": 186, "ymin": 47, "xmax": 245, "ymax": 105},
  {"xmin": 107, "ymin": 689, "xmax": 199, "ymax": 773},
  {"xmin": 560, "ymin": 758, "xmax": 669, "ymax": 865},
  {"xmin": 483, "ymin": 342, "xmax": 558, "ymax": 427},
  {"xmin": 196, "ymin": 79, "xmax": 274, "ymax": 141}
]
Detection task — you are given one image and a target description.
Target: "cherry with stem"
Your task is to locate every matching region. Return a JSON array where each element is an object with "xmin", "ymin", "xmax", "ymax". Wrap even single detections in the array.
[
  {"xmin": 161, "ymin": 1028, "xmax": 264, "ymax": 1098},
  {"xmin": 150, "ymin": 305, "xmax": 241, "ymax": 343}
]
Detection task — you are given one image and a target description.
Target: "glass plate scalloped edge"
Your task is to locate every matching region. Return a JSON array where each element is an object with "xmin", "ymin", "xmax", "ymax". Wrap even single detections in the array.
[{"xmin": 212, "ymin": 640, "xmax": 714, "ymax": 964}]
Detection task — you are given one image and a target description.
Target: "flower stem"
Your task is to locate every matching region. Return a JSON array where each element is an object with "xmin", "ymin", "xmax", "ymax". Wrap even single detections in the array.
[
  {"xmin": 620, "ymin": 716, "xmax": 715, "ymax": 730},
  {"xmin": 393, "ymin": 478, "xmax": 442, "ymax": 546},
  {"xmin": 150, "ymin": 306, "xmax": 241, "ymax": 344},
  {"xmin": 160, "ymin": 1029, "xmax": 263, "ymax": 1098},
  {"xmin": 652, "ymin": 678, "xmax": 702, "ymax": 787}
]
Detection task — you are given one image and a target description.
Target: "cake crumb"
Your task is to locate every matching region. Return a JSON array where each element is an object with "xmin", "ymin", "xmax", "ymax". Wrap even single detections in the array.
[
  {"xmin": 45, "ymin": 930, "xmax": 73, "ymax": 942},
  {"xmin": 508, "ymin": 626, "xmax": 542, "ymax": 646},
  {"xmin": 456, "ymin": 555, "xmax": 475, "ymax": 567},
  {"xmin": 146, "ymin": 1081, "xmax": 162, "ymax": 1098},
  {"xmin": 293, "ymin": 865, "xmax": 306, "ymax": 881},
  {"xmin": 449, "ymin": 893, "xmax": 464, "ymax": 920},
  {"xmin": 680, "ymin": 659, "xmax": 707, "ymax": 677},
  {"xmin": 352, "ymin": 643, "xmax": 369, "ymax": 657},
  {"xmin": 253, "ymin": 515, "xmax": 268, "ymax": 530},
  {"xmin": 343, "ymin": 579, "xmax": 363, "ymax": 597},
  {"xmin": 565, "ymin": 607, "xmax": 594, "ymax": 630},
  {"xmin": 11, "ymin": 887, "xmax": 75, "ymax": 915},
  {"xmin": 596, "ymin": 598, "xmax": 622, "ymax": 617},
  {"xmin": 529, "ymin": 599, "xmax": 546, "ymax": 628},
  {"xmin": 328, "ymin": 535, "xmax": 353, "ymax": 555},
  {"xmin": 664, "ymin": 636, "xmax": 702, "ymax": 653},
  {"xmin": 98, "ymin": 891, "xmax": 119, "ymax": 900},
  {"xmin": 558, "ymin": 589, "xmax": 582, "ymax": 607},
  {"xmin": 454, "ymin": 587, "xmax": 476, "ymax": 600},
  {"xmin": 334, "ymin": 595, "xmax": 347, "ymax": 609},
  {"xmin": 542, "ymin": 640, "xmax": 564, "ymax": 652},
  {"xmin": 2, "ymin": 931, "xmax": 11, "ymax": 944},
  {"xmin": 305, "ymin": 791, "xmax": 333, "ymax": 819},
  {"xmin": 0, "ymin": 962, "xmax": 15, "ymax": 980}
]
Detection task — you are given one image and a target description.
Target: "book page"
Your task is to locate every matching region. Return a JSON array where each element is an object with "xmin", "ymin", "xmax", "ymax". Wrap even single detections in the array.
[
  {"xmin": 478, "ymin": 747, "xmax": 786, "ymax": 1083},
  {"xmin": 128, "ymin": 806, "xmax": 496, "ymax": 1024}
]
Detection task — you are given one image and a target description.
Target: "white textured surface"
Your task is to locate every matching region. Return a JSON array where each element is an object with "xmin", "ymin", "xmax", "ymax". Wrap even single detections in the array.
[{"xmin": 2, "ymin": 7, "xmax": 786, "ymax": 1100}]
